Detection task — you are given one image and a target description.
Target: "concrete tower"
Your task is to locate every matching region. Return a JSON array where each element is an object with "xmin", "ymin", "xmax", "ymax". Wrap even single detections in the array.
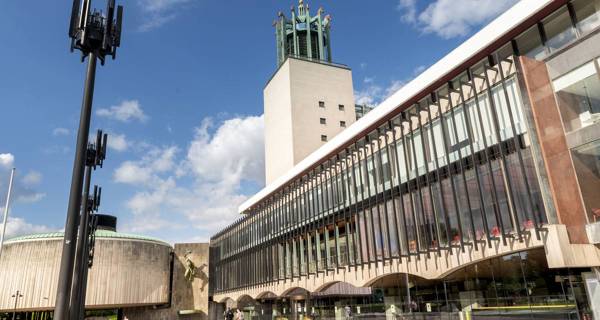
[{"xmin": 264, "ymin": 1, "xmax": 357, "ymax": 184}]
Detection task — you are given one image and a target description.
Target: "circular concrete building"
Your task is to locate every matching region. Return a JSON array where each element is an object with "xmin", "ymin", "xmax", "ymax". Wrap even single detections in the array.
[{"xmin": 0, "ymin": 220, "xmax": 172, "ymax": 318}]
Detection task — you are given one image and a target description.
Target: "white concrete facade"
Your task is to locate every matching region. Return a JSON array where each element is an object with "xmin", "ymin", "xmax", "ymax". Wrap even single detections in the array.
[{"xmin": 264, "ymin": 57, "xmax": 356, "ymax": 184}]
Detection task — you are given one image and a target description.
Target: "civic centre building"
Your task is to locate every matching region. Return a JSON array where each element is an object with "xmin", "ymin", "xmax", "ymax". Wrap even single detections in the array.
[{"xmin": 209, "ymin": 0, "xmax": 600, "ymax": 319}]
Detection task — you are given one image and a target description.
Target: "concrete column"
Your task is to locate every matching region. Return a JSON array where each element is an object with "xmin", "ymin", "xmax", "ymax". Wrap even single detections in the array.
[{"xmin": 518, "ymin": 56, "xmax": 588, "ymax": 243}]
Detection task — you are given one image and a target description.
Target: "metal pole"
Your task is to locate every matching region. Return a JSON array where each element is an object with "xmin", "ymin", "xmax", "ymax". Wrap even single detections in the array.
[
  {"xmin": 69, "ymin": 165, "xmax": 92, "ymax": 320},
  {"xmin": 12, "ymin": 291, "xmax": 21, "ymax": 320},
  {"xmin": 405, "ymin": 273, "xmax": 412, "ymax": 315},
  {"xmin": 0, "ymin": 168, "xmax": 16, "ymax": 260},
  {"xmin": 78, "ymin": 244, "xmax": 92, "ymax": 320},
  {"xmin": 55, "ymin": 51, "xmax": 97, "ymax": 320}
]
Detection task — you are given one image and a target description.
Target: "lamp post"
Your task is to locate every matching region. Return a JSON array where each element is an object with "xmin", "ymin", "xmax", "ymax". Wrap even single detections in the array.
[
  {"xmin": 11, "ymin": 291, "xmax": 23, "ymax": 320},
  {"xmin": 55, "ymin": 1, "xmax": 123, "ymax": 319}
]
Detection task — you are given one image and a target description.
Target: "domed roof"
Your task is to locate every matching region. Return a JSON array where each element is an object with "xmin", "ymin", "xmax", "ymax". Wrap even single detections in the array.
[{"xmin": 5, "ymin": 230, "xmax": 170, "ymax": 247}]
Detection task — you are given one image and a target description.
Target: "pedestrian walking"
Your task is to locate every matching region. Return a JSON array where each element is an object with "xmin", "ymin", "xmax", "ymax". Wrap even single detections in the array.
[
  {"xmin": 236, "ymin": 309, "xmax": 245, "ymax": 320},
  {"xmin": 224, "ymin": 307, "xmax": 234, "ymax": 320},
  {"xmin": 344, "ymin": 305, "xmax": 352, "ymax": 320}
]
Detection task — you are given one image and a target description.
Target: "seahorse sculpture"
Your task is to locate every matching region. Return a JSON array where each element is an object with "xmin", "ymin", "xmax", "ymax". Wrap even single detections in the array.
[{"xmin": 184, "ymin": 251, "xmax": 196, "ymax": 282}]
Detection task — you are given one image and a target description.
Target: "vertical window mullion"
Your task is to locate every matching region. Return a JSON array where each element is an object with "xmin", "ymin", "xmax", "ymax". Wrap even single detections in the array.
[
  {"xmin": 390, "ymin": 121, "xmax": 411, "ymax": 259},
  {"xmin": 338, "ymin": 153, "xmax": 352, "ymax": 267},
  {"xmin": 357, "ymin": 141, "xmax": 375, "ymax": 263},
  {"xmin": 435, "ymin": 95, "xmax": 467, "ymax": 251},
  {"xmin": 373, "ymin": 131, "xmax": 393, "ymax": 261},
  {"xmin": 399, "ymin": 118, "xmax": 422, "ymax": 255},
  {"xmin": 404, "ymin": 113, "xmax": 433, "ymax": 254},
  {"xmin": 455, "ymin": 83, "xmax": 493, "ymax": 246},
  {"xmin": 481, "ymin": 61, "xmax": 524, "ymax": 241},
  {"xmin": 444, "ymin": 92, "xmax": 479, "ymax": 247},
  {"xmin": 364, "ymin": 137, "xmax": 381, "ymax": 262},
  {"xmin": 348, "ymin": 147, "xmax": 365, "ymax": 267},
  {"xmin": 423, "ymin": 101, "xmax": 453, "ymax": 252},
  {"xmin": 383, "ymin": 125, "xmax": 404, "ymax": 259},
  {"xmin": 329, "ymin": 160, "xmax": 341, "ymax": 269},
  {"xmin": 319, "ymin": 164, "xmax": 331, "ymax": 271},
  {"xmin": 496, "ymin": 54, "xmax": 542, "ymax": 238},
  {"xmin": 463, "ymin": 68, "xmax": 508, "ymax": 243},
  {"xmin": 416, "ymin": 104, "xmax": 445, "ymax": 255}
]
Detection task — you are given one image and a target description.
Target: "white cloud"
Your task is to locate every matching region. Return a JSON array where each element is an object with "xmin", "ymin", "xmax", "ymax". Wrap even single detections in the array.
[
  {"xmin": 137, "ymin": 0, "xmax": 193, "ymax": 31},
  {"xmin": 114, "ymin": 161, "xmax": 154, "ymax": 185},
  {"xmin": 0, "ymin": 153, "xmax": 14, "ymax": 168},
  {"xmin": 355, "ymin": 65, "xmax": 429, "ymax": 107},
  {"xmin": 187, "ymin": 116, "xmax": 265, "ymax": 184},
  {"xmin": 96, "ymin": 100, "xmax": 148, "ymax": 123},
  {"xmin": 107, "ymin": 133, "xmax": 129, "ymax": 152},
  {"xmin": 113, "ymin": 115, "xmax": 265, "ymax": 242},
  {"xmin": 114, "ymin": 144, "xmax": 178, "ymax": 184},
  {"xmin": 21, "ymin": 171, "xmax": 42, "ymax": 187},
  {"xmin": 139, "ymin": 14, "xmax": 176, "ymax": 32},
  {"xmin": 52, "ymin": 128, "xmax": 70, "ymax": 136},
  {"xmin": 140, "ymin": 0, "xmax": 191, "ymax": 12},
  {"xmin": 0, "ymin": 155, "xmax": 45, "ymax": 205},
  {"xmin": 16, "ymin": 192, "xmax": 46, "ymax": 203},
  {"xmin": 398, "ymin": 0, "xmax": 518, "ymax": 39},
  {"xmin": 0, "ymin": 217, "xmax": 53, "ymax": 239},
  {"xmin": 398, "ymin": 0, "xmax": 417, "ymax": 23},
  {"xmin": 414, "ymin": 65, "xmax": 427, "ymax": 74},
  {"xmin": 355, "ymin": 79, "xmax": 406, "ymax": 106}
]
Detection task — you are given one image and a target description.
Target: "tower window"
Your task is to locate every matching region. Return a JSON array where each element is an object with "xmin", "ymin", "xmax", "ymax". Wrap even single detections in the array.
[
  {"xmin": 320, "ymin": 118, "xmax": 326, "ymax": 125},
  {"xmin": 340, "ymin": 121, "xmax": 346, "ymax": 127},
  {"xmin": 319, "ymin": 101, "xmax": 325, "ymax": 108},
  {"xmin": 321, "ymin": 135, "xmax": 328, "ymax": 142},
  {"xmin": 339, "ymin": 104, "xmax": 345, "ymax": 111}
]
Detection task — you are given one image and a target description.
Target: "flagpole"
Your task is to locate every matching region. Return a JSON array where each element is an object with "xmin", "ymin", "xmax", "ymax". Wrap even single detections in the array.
[{"xmin": 0, "ymin": 167, "xmax": 16, "ymax": 260}]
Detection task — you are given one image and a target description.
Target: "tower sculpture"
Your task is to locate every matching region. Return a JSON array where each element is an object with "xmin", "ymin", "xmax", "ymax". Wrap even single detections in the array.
[{"xmin": 275, "ymin": 0, "xmax": 332, "ymax": 67}]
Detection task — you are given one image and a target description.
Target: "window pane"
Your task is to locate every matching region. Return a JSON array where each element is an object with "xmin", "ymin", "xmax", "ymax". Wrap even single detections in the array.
[
  {"xmin": 571, "ymin": 139, "xmax": 600, "ymax": 223},
  {"xmin": 516, "ymin": 25, "xmax": 546, "ymax": 60},
  {"xmin": 543, "ymin": 7, "xmax": 577, "ymax": 53},
  {"xmin": 553, "ymin": 61, "xmax": 600, "ymax": 133},
  {"xmin": 574, "ymin": 0, "xmax": 600, "ymax": 34}
]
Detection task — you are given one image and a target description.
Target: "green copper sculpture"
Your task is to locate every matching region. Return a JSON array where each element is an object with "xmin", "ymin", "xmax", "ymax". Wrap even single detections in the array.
[
  {"xmin": 274, "ymin": 0, "xmax": 332, "ymax": 67},
  {"xmin": 184, "ymin": 251, "xmax": 196, "ymax": 282}
]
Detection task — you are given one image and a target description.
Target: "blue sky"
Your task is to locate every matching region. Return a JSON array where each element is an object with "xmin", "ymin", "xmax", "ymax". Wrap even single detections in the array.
[{"xmin": 0, "ymin": 0, "xmax": 516, "ymax": 243}]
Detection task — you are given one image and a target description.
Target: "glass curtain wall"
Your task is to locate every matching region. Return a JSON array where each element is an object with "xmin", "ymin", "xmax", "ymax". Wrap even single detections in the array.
[
  {"xmin": 365, "ymin": 249, "xmax": 594, "ymax": 320},
  {"xmin": 210, "ymin": 52, "xmax": 549, "ymax": 293},
  {"xmin": 244, "ymin": 251, "xmax": 594, "ymax": 320},
  {"xmin": 210, "ymin": 0, "xmax": 600, "ymax": 296}
]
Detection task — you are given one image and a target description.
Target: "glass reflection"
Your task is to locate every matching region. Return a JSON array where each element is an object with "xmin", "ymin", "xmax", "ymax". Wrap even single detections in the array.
[
  {"xmin": 571, "ymin": 140, "xmax": 600, "ymax": 223},
  {"xmin": 554, "ymin": 61, "xmax": 600, "ymax": 133}
]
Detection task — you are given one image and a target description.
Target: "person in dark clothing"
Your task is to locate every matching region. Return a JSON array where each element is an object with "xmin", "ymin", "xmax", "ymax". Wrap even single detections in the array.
[{"xmin": 224, "ymin": 307, "xmax": 234, "ymax": 320}]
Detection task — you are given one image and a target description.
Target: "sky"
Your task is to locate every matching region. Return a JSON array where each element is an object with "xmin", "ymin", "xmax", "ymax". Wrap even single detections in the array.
[{"xmin": 0, "ymin": 0, "xmax": 518, "ymax": 243}]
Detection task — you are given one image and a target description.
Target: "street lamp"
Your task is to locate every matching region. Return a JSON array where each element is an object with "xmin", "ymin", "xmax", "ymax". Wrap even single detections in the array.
[
  {"xmin": 55, "ymin": 1, "xmax": 123, "ymax": 319},
  {"xmin": 11, "ymin": 291, "xmax": 23, "ymax": 320}
]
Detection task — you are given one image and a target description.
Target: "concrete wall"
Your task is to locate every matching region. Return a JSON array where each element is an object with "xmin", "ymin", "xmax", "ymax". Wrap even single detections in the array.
[
  {"xmin": 125, "ymin": 243, "xmax": 210, "ymax": 320},
  {"xmin": 545, "ymin": 31, "xmax": 600, "ymax": 79},
  {"xmin": 0, "ymin": 237, "xmax": 172, "ymax": 312},
  {"xmin": 264, "ymin": 58, "xmax": 356, "ymax": 184},
  {"xmin": 264, "ymin": 60, "xmax": 295, "ymax": 185}
]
